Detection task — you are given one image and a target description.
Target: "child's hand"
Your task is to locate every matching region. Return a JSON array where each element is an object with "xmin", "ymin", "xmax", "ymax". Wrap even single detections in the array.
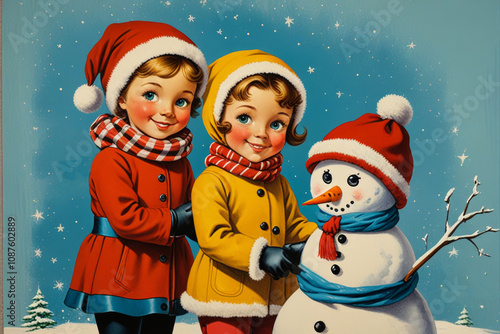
[
  {"xmin": 170, "ymin": 202, "xmax": 197, "ymax": 241},
  {"xmin": 259, "ymin": 246, "xmax": 294, "ymax": 279},
  {"xmin": 282, "ymin": 242, "xmax": 306, "ymax": 275}
]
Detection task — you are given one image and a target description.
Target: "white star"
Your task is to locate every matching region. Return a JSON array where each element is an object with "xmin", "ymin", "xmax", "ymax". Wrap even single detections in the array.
[
  {"xmin": 336, "ymin": 91, "xmax": 343, "ymax": 98},
  {"xmin": 448, "ymin": 247, "xmax": 459, "ymax": 257},
  {"xmin": 452, "ymin": 127, "xmax": 459, "ymax": 135},
  {"xmin": 188, "ymin": 15, "xmax": 195, "ymax": 22},
  {"xmin": 234, "ymin": 14, "xmax": 239, "ymax": 20},
  {"xmin": 51, "ymin": 258, "xmax": 58, "ymax": 264},
  {"xmin": 407, "ymin": 42, "xmax": 416, "ymax": 49},
  {"xmin": 57, "ymin": 44, "xmax": 62, "ymax": 48},
  {"xmin": 285, "ymin": 16, "xmax": 294, "ymax": 27},
  {"xmin": 457, "ymin": 151, "xmax": 469, "ymax": 166},
  {"xmin": 217, "ymin": 29, "xmax": 223, "ymax": 35},
  {"xmin": 53, "ymin": 281, "xmax": 64, "ymax": 290},
  {"xmin": 35, "ymin": 249, "xmax": 42, "ymax": 258},
  {"xmin": 32, "ymin": 210, "xmax": 45, "ymax": 221},
  {"xmin": 307, "ymin": 66, "xmax": 315, "ymax": 74},
  {"xmin": 56, "ymin": 224, "xmax": 64, "ymax": 232},
  {"xmin": 200, "ymin": 0, "xmax": 207, "ymax": 5},
  {"xmin": 334, "ymin": 21, "xmax": 340, "ymax": 29}
]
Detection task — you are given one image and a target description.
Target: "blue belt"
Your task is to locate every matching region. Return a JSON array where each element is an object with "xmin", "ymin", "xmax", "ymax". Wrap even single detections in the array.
[{"xmin": 92, "ymin": 216, "xmax": 119, "ymax": 238}]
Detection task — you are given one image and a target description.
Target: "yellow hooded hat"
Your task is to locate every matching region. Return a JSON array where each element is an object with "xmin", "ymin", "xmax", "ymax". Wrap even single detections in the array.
[{"xmin": 202, "ymin": 50, "xmax": 307, "ymax": 146}]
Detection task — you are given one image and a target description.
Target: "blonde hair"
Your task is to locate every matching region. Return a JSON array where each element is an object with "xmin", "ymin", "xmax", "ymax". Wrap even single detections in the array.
[
  {"xmin": 116, "ymin": 55, "xmax": 204, "ymax": 119},
  {"xmin": 219, "ymin": 74, "xmax": 307, "ymax": 146}
]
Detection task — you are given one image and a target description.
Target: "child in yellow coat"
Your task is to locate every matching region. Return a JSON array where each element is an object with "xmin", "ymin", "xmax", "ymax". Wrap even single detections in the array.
[{"xmin": 181, "ymin": 50, "xmax": 317, "ymax": 333}]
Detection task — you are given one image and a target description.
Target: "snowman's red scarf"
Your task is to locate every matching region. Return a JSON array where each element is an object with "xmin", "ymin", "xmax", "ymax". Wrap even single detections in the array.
[
  {"xmin": 317, "ymin": 206, "xmax": 399, "ymax": 260},
  {"xmin": 205, "ymin": 142, "xmax": 282, "ymax": 183},
  {"xmin": 90, "ymin": 114, "xmax": 192, "ymax": 161}
]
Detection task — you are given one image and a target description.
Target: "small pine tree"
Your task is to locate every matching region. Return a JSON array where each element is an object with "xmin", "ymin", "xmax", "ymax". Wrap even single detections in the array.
[
  {"xmin": 455, "ymin": 307, "xmax": 474, "ymax": 327},
  {"xmin": 22, "ymin": 287, "xmax": 56, "ymax": 331}
]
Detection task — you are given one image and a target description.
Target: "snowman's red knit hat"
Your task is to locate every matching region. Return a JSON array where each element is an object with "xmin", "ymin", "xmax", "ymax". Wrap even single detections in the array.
[
  {"xmin": 306, "ymin": 94, "xmax": 414, "ymax": 208},
  {"xmin": 73, "ymin": 21, "xmax": 208, "ymax": 114}
]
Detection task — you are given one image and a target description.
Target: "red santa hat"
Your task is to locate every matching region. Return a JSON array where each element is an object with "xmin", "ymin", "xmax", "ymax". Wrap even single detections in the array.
[
  {"xmin": 306, "ymin": 94, "xmax": 414, "ymax": 209},
  {"xmin": 73, "ymin": 21, "xmax": 208, "ymax": 114}
]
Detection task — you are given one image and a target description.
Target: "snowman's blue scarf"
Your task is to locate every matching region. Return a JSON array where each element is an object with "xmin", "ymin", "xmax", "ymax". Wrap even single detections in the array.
[
  {"xmin": 296, "ymin": 205, "xmax": 419, "ymax": 307},
  {"xmin": 297, "ymin": 264, "xmax": 419, "ymax": 307},
  {"xmin": 315, "ymin": 205, "xmax": 399, "ymax": 231}
]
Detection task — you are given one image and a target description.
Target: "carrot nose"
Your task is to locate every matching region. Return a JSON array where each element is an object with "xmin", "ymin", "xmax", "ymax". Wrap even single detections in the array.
[{"xmin": 303, "ymin": 186, "xmax": 342, "ymax": 206}]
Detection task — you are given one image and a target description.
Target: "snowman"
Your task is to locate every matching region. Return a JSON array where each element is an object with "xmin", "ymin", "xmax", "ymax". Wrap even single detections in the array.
[{"xmin": 274, "ymin": 95, "xmax": 437, "ymax": 333}]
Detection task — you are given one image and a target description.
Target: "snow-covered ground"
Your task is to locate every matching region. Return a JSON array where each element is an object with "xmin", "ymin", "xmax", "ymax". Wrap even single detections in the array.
[{"xmin": 3, "ymin": 321, "xmax": 499, "ymax": 333}]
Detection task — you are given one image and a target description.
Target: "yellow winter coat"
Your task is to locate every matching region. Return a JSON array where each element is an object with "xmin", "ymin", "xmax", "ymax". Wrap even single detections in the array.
[
  {"xmin": 181, "ymin": 49, "xmax": 316, "ymax": 317},
  {"xmin": 181, "ymin": 166, "xmax": 317, "ymax": 317}
]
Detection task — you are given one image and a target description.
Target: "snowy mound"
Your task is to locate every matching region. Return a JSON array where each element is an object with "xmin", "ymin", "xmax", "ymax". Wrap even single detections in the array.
[{"xmin": 4, "ymin": 321, "xmax": 499, "ymax": 333}]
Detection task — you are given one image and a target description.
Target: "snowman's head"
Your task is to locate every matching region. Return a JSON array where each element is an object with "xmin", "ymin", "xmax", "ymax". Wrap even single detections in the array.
[{"xmin": 306, "ymin": 160, "xmax": 396, "ymax": 214}]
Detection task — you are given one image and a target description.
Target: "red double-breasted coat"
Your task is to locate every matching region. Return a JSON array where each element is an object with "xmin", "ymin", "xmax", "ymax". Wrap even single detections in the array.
[{"xmin": 64, "ymin": 147, "xmax": 194, "ymax": 316}]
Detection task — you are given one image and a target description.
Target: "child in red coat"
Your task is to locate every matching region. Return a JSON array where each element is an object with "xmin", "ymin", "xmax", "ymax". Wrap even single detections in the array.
[{"xmin": 64, "ymin": 21, "xmax": 208, "ymax": 334}]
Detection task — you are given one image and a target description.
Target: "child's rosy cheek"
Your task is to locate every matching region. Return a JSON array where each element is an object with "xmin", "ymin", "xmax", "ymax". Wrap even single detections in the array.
[
  {"xmin": 228, "ymin": 127, "xmax": 250, "ymax": 143},
  {"xmin": 130, "ymin": 100, "xmax": 155, "ymax": 116},
  {"xmin": 270, "ymin": 133, "xmax": 287, "ymax": 149},
  {"xmin": 352, "ymin": 189, "xmax": 364, "ymax": 201},
  {"xmin": 176, "ymin": 110, "xmax": 191, "ymax": 124}
]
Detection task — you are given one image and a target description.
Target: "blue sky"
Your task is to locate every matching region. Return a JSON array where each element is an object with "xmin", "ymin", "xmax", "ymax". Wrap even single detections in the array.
[{"xmin": 3, "ymin": 0, "xmax": 499, "ymax": 329}]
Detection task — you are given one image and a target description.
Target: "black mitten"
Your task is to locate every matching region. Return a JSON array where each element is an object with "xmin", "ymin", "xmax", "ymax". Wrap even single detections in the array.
[
  {"xmin": 259, "ymin": 246, "xmax": 293, "ymax": 279},
  {"xmin": 283, "ymin": 242, "xmax": 306, "ymax": 274},
  {"xmin": 170, "ymin": 202, "xmax": 197, "ymax": 241}
]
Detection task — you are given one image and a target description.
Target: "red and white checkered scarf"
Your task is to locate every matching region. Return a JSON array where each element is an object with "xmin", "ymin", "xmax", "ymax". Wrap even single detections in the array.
[
  {"xmin": 90, "ymin": 114, "xmax": 193, "ymax": 161},
  {"xmin": 205, "ymin": 142, "xmax": 282, "ymax": 183}
]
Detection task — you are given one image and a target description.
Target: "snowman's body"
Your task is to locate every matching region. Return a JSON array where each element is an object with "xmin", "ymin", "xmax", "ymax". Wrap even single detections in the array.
[
  {"xmin": 273, "ymin": 159, "xmax": 436, "ymax": 333},
  {"xmin": 273, "ymin": 229, "xmax": 436, "ymax": 333},
  {"xmin": 274, "ymin": 285, "xmax": 435, "ymax": 333}
]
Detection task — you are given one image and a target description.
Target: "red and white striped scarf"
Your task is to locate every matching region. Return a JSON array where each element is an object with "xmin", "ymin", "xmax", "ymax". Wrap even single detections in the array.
[
  {"xmin": 205, "ymin": 142, "xmax": 282, "ymax": 183},
  {"xmin": 90, "ymin": 114, "xmax": 193, "ymax": 161}
]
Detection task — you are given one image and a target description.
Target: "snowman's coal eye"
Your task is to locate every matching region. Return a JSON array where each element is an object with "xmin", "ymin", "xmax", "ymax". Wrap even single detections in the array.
[
  {"xmin": 347, "ymin": 174, "xmax": 360, "ymax": 187},
  {"xmin": 322, "ymin": 170, "xmax": 332, "ymax": 184}
]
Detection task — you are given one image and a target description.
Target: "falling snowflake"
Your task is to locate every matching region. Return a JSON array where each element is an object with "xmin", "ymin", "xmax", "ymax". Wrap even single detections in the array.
[
  {"xmin": 51, "ymin": 258, "xmax": 58, "ymax": 264},
  {"xmin": 56, "ymin": 224, "xmax": 64, "ymax": 232},
  {"xmin": 35, "ymin": 249, "xmax": 42, "ymax": 258},
  {"xmin": 448, "ymin": 247, "xmax": 459, "ymax": 257},
  {"xmin": 407, "ymin": 42, "xmax": 416, "ymax": 49},
  {"xmin": 188, "ymin": 15, "xmax": 196, "ymax": 22},
  {"xmin": 334, "ymin": 21, "xmax": 340, "ymax": 29},
  {"xmin": 53, "ymin": 281, "xmax": 64, "ymax": 290},
  {"xmin": 284, "ymin": 16, "xmax": 294, "ymax": 27},
  {"xmin": 307, "ymin": 66, "xmax": 315, "ymax": 74},
  {"xmin": 456, "ymin": 150, "xmax": 469, "ymax": 166},
  {"xmin": 217, "ymin": 29, "xmax": 223, "ymax": 35},
  {"xmin": 32, "ymin": 210, "xmax": 45, "ymax": 221},
  {"xmin": 336, "ymin": 91, "xmax": 343, "ymax": 98}
]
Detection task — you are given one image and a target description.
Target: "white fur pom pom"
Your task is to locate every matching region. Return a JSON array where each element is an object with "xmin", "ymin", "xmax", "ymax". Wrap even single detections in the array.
[
  {"xmin": 74, "ymin": 84, "xmax": 104, "ymax": 113},
  {"xmin": 376, "ymin": 94, "xmax": 413, "ymax": 126}
]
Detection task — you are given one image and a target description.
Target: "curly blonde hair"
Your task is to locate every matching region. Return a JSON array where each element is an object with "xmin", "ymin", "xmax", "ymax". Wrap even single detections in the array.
[
  {"xmin": 218, "ymin": 74, "xmax": 307, "ymax": 146},
  {"xmin": 116, "ymin": 55, "xmax": 204, "ymax": 120}
]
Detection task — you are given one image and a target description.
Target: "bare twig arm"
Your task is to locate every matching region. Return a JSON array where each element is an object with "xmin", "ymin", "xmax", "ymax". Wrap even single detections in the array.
[{"xmin": 404, "ymin": 176, "xmax": 497, "ymax": 282}]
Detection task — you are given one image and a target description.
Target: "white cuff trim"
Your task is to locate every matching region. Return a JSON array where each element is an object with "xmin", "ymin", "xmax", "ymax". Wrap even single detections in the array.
[
  {"xmin": 181, "ymin": 292, "xmax": 269, "ymax": 318},
  {"xmin": 269, "ymin": 304, "xmax": 282, "ymax": 316},
  {"xmin": 249, "ymin": 237, "xmax": 269, "ymax": 281}
]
